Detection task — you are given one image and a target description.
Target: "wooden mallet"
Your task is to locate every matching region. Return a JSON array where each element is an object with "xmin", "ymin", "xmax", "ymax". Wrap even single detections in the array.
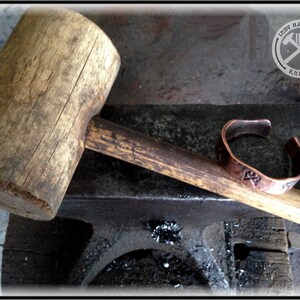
[{"xmin": 0, "ymin": 7, "xmax": 299, "ymax": 222}]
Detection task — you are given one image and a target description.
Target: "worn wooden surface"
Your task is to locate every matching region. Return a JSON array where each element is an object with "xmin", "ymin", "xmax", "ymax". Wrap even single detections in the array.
[
  {"xmin": 203, "ymin": 217, "xmax": 292, "ymax": 295},
  {"xmin": 86, "ymin": 116, "xmax": 300, "ymax": 224},
  {"xmin": 2, "ymin": 215, "xmax": 93, "ymax": 286},
  {"xmin": 2, "ymin": 214, "xmax": 293, "ymax": 294},
  {"xmin": 0, "ymin": 7, "xmax": 120, "ymax": 220},
  {"xmin": 231, "ymin": 217, "xmax": 293, "ymax": 295}
]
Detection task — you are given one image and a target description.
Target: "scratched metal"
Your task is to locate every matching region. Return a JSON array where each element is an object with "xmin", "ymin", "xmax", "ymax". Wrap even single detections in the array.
[{"xmin": 64, "ymin": 103, "xmax": 300, "ymax": 208}]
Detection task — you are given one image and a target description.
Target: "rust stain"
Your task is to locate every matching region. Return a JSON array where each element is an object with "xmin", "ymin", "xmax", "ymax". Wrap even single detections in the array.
[
  {"xmin": 125, "ymin": 77, "xmax": 142, "ymax": 92},
  {"xmin": 187, "ymin": 15, "xmax": 243, "ymax": 39},
  {"xmin": 155, "ymin": 16, "xmax": 170, "ymax": 35},
  {"xmin": 101, "ymin": 14, "xmax": 129, "ymax": 26},
  {"xmin": 139, "ymin": 15, "xmax": 170, "ymax": 39},
  {"xmin": 112, "ymin": 15, "xmax": 129, "ymax": 26}
]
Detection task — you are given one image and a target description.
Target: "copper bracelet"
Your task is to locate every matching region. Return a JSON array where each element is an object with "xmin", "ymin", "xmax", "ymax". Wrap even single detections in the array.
[{"xmin": 215, "ymin": 119, "xmax": 300, "ymax": 195}]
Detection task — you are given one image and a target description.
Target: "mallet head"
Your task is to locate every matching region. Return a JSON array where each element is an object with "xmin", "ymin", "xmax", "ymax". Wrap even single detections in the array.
[{"xmin": 0, "ymin": 7, "xmax": 120, "ymax": 220}]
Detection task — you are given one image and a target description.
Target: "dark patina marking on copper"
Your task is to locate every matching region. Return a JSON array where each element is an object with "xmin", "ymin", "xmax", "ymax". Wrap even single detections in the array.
[{"xmin": 243, "ymin": 170, "xmax": 261, "ymax": 186}]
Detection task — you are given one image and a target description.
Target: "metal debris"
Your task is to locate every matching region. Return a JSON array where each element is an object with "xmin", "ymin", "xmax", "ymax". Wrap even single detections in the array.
[
  {"xmin": 146, "ymin": 220, "xmax": 183, "ymax": 244},
  {"xmin": 91, "ymin": 249, "xmax": 207, "ymax": 287}
]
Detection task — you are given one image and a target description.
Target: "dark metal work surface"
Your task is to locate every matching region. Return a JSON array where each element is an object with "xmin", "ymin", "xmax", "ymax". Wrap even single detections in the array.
[
  {"xmin": 56, "ymin": 104, "xmax": 298, "ymax": 293},
  {"xmin": 2, "ymin": 104, "xmax": 299, "ymax": 295},
  {"xmin": 65, "ymin": 103, "xmax": 300, "ymax": 207}
]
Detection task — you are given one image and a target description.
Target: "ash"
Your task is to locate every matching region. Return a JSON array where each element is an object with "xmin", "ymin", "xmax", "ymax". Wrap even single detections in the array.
[{"xmin": 146, "ymin": 220, "xmax": 182, "ymax": 244}]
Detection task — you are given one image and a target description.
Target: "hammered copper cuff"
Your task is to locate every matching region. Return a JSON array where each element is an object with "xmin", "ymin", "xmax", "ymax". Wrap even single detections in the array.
[{"xmin": 216, "ymin": 119, "xmax": 300, "ymax": 195}]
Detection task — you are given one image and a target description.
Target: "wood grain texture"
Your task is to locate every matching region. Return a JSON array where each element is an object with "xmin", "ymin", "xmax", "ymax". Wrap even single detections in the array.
[
  {"xmin": 0, "ymin": 7, "xmax": 120, "ymax": 220},
  {"xmin": 86, "ymin": 117, "xmax": 300, "ymax": 224}
]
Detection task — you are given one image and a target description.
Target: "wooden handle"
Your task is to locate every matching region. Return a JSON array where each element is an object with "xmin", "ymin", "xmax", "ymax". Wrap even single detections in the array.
[{"xmin": 85, "ymin": 116, "xmax": 300, "ymax": 224}]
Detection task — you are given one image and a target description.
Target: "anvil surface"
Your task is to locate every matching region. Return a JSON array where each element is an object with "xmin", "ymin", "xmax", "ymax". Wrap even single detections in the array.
[
  {"xmin": 2, "ymin": 104, "xmax": 299, "ymax": 293},
  {"xmin": 59, "ymin": 104, "xmax": 300, "ymax": 223}
]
